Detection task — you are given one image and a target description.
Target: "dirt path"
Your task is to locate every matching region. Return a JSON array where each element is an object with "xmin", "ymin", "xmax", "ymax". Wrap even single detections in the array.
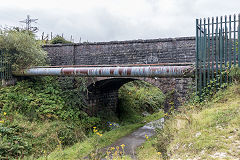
[{"xmin": 103, "ymin": 118, "xmax": 164, "ymax": 159}]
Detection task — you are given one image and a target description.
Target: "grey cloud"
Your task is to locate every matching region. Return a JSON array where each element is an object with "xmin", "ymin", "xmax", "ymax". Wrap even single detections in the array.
[{"xmin": 0, "ymin": 0, "xmax": 240, "ymax": 42}]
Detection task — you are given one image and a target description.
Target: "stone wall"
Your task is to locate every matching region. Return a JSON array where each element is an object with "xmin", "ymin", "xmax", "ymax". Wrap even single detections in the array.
[{"xmin": 43, "ymin": 37, "xmax": 196, "ymax": 66}]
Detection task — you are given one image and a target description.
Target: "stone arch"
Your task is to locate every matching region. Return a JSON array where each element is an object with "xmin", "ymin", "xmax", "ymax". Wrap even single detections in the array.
[
  {"xmin": 86, "ymin": 78, "xmax": 136, "ymax": 116},
  {"xmin": 85, "ymin": 77, "xmax": 192, "ymax": 115}
]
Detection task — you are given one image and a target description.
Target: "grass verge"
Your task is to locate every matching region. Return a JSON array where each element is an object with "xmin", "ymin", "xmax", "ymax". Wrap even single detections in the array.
[
  {"xmin": 136, "ymin": 136, "xmax": 160, "ymax": 160},
  {"xmin": 137, "ymin": 83, "xmax": 240, "ymax": 159},
  {"xmin": 36, "ymin": 111, "xmax": 164, "ymax": 160}
]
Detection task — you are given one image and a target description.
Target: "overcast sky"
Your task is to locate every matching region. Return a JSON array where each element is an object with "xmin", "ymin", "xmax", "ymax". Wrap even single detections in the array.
[{"xmin": 0, "ymin": 0, "xmax": 239, "ymax": 42}]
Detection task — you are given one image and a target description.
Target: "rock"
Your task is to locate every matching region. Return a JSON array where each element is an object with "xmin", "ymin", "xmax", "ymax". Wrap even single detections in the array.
[
  {"xmin": 142, "ymin": 111, "xmax": 150, "ymax": 117},
  {"xmin": 144, "ymin": 118, "xmax": 165, "ymax": 129},
  {"xmin": 195, "ymin": 132, "xmax": 201, "ymax": 137},
  {"xmin": 228, "ymin": 136, "xmax": 234, "ymax": 139},
  {"xmin": 210, "ymin": 152, "xmax": 227, "ymax": 158}
]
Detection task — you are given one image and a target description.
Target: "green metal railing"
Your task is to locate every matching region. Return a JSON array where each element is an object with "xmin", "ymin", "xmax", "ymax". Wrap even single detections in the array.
[
  {"xmin": 0, "ymin": 50, "xmax": 12, "ymax": 81},
  {"xmin": 196, "ymin": 14, "xmax": 240, "ymax": 95}
]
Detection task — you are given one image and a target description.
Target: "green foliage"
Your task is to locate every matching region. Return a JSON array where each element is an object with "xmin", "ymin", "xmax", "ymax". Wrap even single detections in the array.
[
  {"xmin": 0, "ymin": 77, "xmax": 89, "ymax": 122},
  {"xmin": 0, "ymin": 76, "xmax": 166, "ymax": 159},
  {"xmin": 0, "ymin": 114, "xmax": 88, "ymax": 159},
  {"xmin": 0, "ymin": 77, "xmax": 102, "ymax": 159},
  {"xmin": 155, "ymin": 126, "xmax": 172, "ymax": 160},
  {"xmin": 138, "ymin": 80, "xmax": 240, "ymax": 159},
  {"xmin": 29, "ymin": 120, "xmax": 86, "ymax": 155},
  {"xmin": 38, "ymin": 111, "xmax": 164, "ymax": 160},
  {"xmin": 229, "ymin": 65, "xmax": 240, "ymax": 83},
  {"xmin": 0, "ymin": 29, "xmax": 47, "ymax": 71},
  {"xmin": 58, "ymin": 77, "xmax": 87, "ymax": 116},
  {"xmin": 136, "ymin": 137, "xmax": 161, "ymax": 160},
  {"xmin": 188, "ymin": 65, "xmax": 240, "ymax": 106},
  {"xmin": 50, "ymin": 35, "xmax": 72, "ymax": 44},
  {"xmin": 0, "ymin": 124, "xmax": 32, "ymax": 159},
  {"xmin": 153, "ymin": 84, "xmax": 240, "ymax": 159},
  {"xmin": 118, "ymin": 80, "xmax": 165, "ymax": 123},
  {"xmin": 39, "ymin": 123, "xmax": 141, "ymax": 160}
]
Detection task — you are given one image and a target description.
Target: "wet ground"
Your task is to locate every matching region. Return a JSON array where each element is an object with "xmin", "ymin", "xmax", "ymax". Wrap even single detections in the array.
[{"xmin": 103, "ymin": 118, "xmax": 164, "ymax": 159}]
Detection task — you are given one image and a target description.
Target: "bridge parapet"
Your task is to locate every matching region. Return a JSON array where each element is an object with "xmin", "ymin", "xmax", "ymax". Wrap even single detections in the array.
[{"xmin": 43, "ymin": 37, "xmax": 196, "ymax": 66}]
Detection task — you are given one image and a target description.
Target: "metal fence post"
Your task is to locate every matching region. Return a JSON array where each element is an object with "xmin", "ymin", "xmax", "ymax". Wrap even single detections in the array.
[{"xmin": 196, "ymin": 13, "xmax": 240, "ymax": 97}]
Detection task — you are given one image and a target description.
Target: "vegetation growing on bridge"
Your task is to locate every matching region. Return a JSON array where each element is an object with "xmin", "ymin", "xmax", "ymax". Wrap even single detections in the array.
[{"xmin": 50, "ymin": 35, "xmax": 72, "ymax": 44}]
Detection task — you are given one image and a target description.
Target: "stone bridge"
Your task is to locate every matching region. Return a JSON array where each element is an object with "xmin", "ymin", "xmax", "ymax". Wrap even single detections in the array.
[{"xmin": 42, "ymin": 37, "xmax": 196, "ymax": 114}]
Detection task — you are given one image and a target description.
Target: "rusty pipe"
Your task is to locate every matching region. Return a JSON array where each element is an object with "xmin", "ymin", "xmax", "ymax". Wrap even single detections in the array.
[{"xmin": 13, "ymin": 66, "xmax": 194, "ymax": 78}]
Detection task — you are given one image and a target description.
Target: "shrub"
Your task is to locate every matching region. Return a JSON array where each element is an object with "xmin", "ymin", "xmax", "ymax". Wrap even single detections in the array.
[
  {"xmin": 50, "ymin": 35, "xmax": 72, "ymax": 44},
  {"xmin": 0, "ymin": 77, "xmax": 90, "ymax": 122},
  {"xmin": 229, "ymin": 65, "xmax": 240, "ymax": 83},
  {"xmin": 0, "ymin": 29, "xmax": 47, "ymax": 71},
  {"xmin": 0, "ymin": 77, "xmax": 102, "ymax": 158}
]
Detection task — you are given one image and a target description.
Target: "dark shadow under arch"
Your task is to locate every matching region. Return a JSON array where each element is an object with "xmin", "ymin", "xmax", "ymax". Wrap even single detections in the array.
[{"xmin": 87, "ymin": 78, "xmax": 137, "ymax": 92}]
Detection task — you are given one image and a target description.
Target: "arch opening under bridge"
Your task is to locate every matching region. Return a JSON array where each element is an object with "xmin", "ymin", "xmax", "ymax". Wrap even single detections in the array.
[{"xmin": 86, "ymin": 76, "xmax": 192, "ymax": 115}]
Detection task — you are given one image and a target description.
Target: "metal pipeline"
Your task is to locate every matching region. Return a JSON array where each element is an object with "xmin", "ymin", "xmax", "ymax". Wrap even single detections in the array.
[{"xmin": 13, "ymin": 65, "xmax": 194, "ymax": 78}]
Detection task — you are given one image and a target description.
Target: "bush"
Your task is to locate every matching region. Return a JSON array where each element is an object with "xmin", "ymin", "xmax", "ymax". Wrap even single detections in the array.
[
  {"xmin": 229, "ymin": 65, "xmax": 240, "ymax": 83},
  {"xmin": 0, "ymin": 115, "xmax": 88, "ymax": 159},
  {"xmin": 0, "ymin": 77, "xmax": 102, "ymax": 158},
  {"xmin": 50, "ymin": 35, "xmax": 72, "ymax": 44},
  {"xmin": 0, "ymin": 29, "xmax": 47, "ymax": 71},
  {"xmin": 0, "ymin": 77, "xmax": 89, "ymax": 122},
  {"xmin": 31, "ymin": 121, "xmax": 87, "ymax": 154}
]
